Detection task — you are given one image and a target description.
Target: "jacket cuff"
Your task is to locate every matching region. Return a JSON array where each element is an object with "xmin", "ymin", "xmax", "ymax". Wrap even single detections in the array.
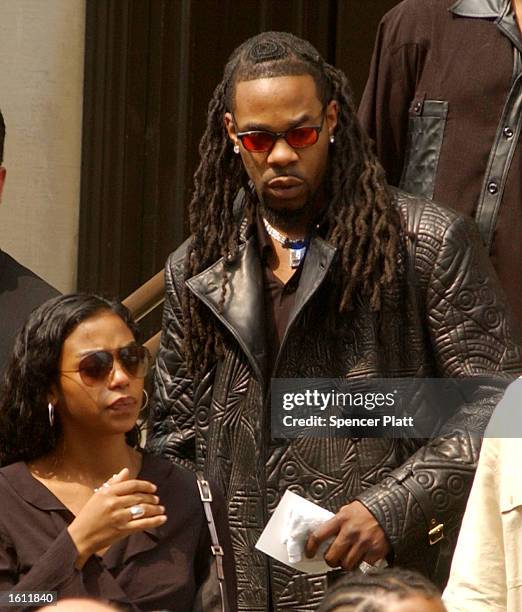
[{"xmin": 355, "ymin": 475, "xmax": 428, "ymax": 561}]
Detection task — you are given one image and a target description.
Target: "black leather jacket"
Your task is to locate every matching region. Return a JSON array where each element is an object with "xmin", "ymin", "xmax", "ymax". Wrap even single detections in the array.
[{"xmin": 148, "ymin": 192, "xmax": 521, "ymax": 611}]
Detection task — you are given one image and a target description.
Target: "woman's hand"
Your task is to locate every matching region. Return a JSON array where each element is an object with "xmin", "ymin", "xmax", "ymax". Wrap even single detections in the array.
[{"xmin": 67, "ymin": 468, "xmax": 166, "ymax": 568}]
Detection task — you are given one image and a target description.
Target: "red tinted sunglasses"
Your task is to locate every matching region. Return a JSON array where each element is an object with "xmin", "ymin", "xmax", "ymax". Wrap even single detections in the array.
[
  {"xmin": 235, "ymin": 110, "xmax": 325, "ymax": 153},
  {"xmin": 61, "ymin": 345, "xmax": 151, "ymax": 387}
]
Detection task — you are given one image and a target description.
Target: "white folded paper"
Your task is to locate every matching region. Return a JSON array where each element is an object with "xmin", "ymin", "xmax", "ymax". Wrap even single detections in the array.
[
  {"xmin": 255, "ymin": 489, "xmax": 388, "ymax": 575},
  {"xmin": 256, "ymin": 490, "xmax": 334, "ymax": 574}
]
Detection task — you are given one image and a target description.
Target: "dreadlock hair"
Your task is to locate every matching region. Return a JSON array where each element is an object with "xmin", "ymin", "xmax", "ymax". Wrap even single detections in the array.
[
  {"xmin": 183, "ymin": 31, "xmax": 402, "ymax": 377},
  {"xmin": 318, "ymin": 568, "xmax": 443, "ymax": 612}
]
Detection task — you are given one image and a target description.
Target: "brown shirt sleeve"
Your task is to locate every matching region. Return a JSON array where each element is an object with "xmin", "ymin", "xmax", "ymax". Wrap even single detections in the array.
[{"xmin": 0, "ymin": 528, "xmax": 89, "ymax": 611}]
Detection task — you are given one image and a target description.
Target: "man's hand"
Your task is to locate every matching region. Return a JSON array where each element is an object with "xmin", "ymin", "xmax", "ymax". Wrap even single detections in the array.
[{"xmin": 305, "ymin": 500, "xmax": 390, "ymax": 570}]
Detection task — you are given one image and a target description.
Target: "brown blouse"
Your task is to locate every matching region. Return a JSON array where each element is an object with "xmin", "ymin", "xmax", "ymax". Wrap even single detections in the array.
[{"xmin": 0, "ymin": 453, "xmax": 237, "ymax": 611}]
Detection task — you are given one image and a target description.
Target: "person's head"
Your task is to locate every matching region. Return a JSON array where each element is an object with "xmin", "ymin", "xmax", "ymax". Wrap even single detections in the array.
[
  {"xmin": 0, "ymin": 107, "xmax": 6, "ymax": 202},
  {"xmin": 319, "ymin": 568, "xmax": 446, "ymax": 612},
  {"xmin": 0, "ymin": 294, "xmax": 151, "ymax": 466},
  {"xmin": 224, "ymin": 62, "xmax": 338, "ymax": 229},
  {"xmin": 183, "ymin": 31, "xmax": 402, "ymax": 376}
]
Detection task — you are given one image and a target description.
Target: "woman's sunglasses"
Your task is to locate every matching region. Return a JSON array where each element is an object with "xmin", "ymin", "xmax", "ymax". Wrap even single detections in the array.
[{"xmin": 61, "ymin": 345, "xmax": 151, "ymax": 387}]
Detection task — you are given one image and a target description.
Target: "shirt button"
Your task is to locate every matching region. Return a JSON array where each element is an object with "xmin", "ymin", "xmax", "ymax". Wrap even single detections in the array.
[
  {"xmin": 503, "ymin": 126, "xmax": 514, "ymax": 139},
  {"xmin": 487, "ymin": 181, "xmax": 499, "ymax": 195},
  {"xmin": 413, "ymin": 101, "xmax": 422, "ymax": 113}
]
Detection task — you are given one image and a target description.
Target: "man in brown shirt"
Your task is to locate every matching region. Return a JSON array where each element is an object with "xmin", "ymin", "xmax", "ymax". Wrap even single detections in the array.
[{"xmin": 359, "ymin": 0, "xmax": 522, "ymax": 329}]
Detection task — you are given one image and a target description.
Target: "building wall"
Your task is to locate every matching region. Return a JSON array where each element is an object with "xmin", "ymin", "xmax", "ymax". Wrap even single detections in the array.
[{"xmin": 0, "ymin": 0, "xmax": 85, "ymax": 292}]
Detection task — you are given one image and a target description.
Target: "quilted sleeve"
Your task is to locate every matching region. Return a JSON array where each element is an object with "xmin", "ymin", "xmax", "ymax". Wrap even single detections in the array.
[
  {"xmin": 146, "ymin": 253, "xmax": 197, "ymax": 470},
  {"xmin": 356, "ymin": 212, "xmax": 522, "ymax": 586}
]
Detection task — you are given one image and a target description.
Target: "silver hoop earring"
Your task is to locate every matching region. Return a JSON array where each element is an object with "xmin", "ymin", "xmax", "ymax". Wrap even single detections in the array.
[
  {"xmin": 329, "ymin": 134, "xmax": 335, "ymax": 144},
  {"xmin": 233, "ymin": 143, "xmax": 240, "ymax": 154},
  {"xmin": 141, "ymin": 389, "xmax": 149, "ymax": 411},
  {"xmin": 48, "ymin": 403, "xmax": 55, "ymax": 427}
]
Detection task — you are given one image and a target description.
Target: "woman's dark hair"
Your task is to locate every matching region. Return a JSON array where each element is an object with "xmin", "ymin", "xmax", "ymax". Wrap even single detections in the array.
[
  {"xmin": 0, "ymin": 294, "xmax": 142, "ymax": 466},
  {"xmin": 183, "ymin": 31, "xmax": 402, "ymax": 377},
  {"xmin": 319, "ymin": 568, "xmax": 442, "ymax": 611}
]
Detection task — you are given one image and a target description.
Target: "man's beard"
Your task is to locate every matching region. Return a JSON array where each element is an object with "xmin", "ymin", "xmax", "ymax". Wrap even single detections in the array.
[{"xmin": 258, "ymin": 195, "xmax": 314, "ymax": 234}]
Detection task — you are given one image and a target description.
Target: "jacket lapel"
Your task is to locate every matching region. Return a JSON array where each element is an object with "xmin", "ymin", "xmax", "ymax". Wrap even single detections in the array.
[
  {"xmin": 288, "ymin": 235, "xmax": 337, "ymax": 330},
  {"xmin": 275, "ymin": 236, "xmax": 337, "ymax": 371},
  {"xmin": 186, "ymin": 233, "xmax": 337, "ymax": 381},
  {"xmin": 186, "ymin": 236, "xmax": 267, "ymax": 382}
]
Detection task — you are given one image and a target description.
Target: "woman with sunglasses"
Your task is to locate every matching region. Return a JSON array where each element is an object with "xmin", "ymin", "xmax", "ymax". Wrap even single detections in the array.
[{"xmin": 0, "ymin": 294, "xmax": 236, "ymax": 611}]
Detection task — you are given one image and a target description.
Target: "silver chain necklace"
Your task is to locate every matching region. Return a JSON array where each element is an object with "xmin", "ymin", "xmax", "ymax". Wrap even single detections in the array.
[{"xmin": 262, "ymin": 218, "xmax": 308, "ymax": 268}]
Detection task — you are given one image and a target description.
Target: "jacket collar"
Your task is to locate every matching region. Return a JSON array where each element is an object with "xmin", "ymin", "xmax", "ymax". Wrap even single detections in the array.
[
  {"xmin": 451, "ymin": 0, "xmax": 522, "ymax": 51},
  {"xmin": 273, "ymin": 235, "xmax": 337, "ymax": 375},
  {"xmin": 286, "ymin": 235, "xmax": 336, "ymax": 337},
  {"xmin": 450, "ymin": 0, "xmax": 508, "ymax": 18},
  {"xmin": 186, "ymin": 237, "xmax": 267, "ymax": 382},
  {"xmin": 186, "ymin": 232, "xmax": 337, "ymax": 383}
]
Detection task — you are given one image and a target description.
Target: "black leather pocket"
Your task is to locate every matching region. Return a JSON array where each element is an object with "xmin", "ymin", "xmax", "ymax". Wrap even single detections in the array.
[{"xmin": 400, "ymin": 97, "xmax": 449, "ymax": 199}]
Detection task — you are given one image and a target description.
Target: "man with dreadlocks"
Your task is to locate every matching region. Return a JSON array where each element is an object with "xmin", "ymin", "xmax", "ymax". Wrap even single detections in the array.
[{"xmin": 148, "ymin": 32, "xmax": 521, "ymax": 610}]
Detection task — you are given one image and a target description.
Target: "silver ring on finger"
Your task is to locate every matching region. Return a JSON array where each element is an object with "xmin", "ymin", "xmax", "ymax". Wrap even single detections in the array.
[{"xmin": 129, "ymin": 504, "xmax": 145, "ymax": 520}]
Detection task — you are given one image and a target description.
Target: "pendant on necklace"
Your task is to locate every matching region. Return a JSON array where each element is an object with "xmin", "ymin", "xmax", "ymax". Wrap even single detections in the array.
[
  {"xmin": 288, "ymin": 242, "xmax": 307, "ymax": 268},
  {"xmin": 262, "ymin": 217, "xmax": 308, "ymax": 269}
]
